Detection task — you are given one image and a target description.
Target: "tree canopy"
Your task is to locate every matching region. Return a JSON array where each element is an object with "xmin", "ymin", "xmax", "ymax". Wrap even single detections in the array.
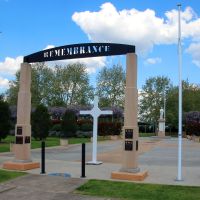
[
  {"xmin": 139, "ymin": 76, "xmax": 172, "ymax": 124},
  {"xmin": 6, "ymin": 63, "xmax": 94, "ymax": 107},
  {"xmin": 96, "ymin": 64, "xmax": 125, "ymax": 107}
]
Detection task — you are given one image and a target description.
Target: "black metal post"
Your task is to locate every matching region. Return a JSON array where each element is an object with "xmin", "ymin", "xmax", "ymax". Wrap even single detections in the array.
[
  {"xmin": 41, "ymin": 140, "xmax": 46, "ymax": 174},
  {"xmin": 81, "ymin": 143, "xmax": 86, "ymax": 178}
]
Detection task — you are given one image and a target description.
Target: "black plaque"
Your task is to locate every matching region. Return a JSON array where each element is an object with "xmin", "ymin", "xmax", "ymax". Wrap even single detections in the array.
[
  {"xmin": 16, "ymin": 136, "xmax": 23, "ymax": 144},
  {"xmin": 125, "ymin": 141, "xmax": 133, "ymax": 151},
  {"xmin": 136, "ymin": 140, "xmax": 139, "ymax": 151},
  {"xmin": 125, "ymin": 129, "xmax": 133, "ymax": 139},
  {"xmin": 17, "ymin": 126, "xmax": 22, "ymax": 135},
  {"xmin": 25, "ymin": 136, "xmax": 30, "ymax": 144}
]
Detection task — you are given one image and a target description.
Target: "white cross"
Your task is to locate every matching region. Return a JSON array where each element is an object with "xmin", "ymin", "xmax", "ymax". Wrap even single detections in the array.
[{"xmin": 80, "ymin": 96, "xmax": 113, "ymax": 165}]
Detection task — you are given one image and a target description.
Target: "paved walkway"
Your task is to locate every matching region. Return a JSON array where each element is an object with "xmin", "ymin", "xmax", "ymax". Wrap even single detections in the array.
[
  {"xmin": 0, "ymin": 137, "xmax": 200, "ymax": 199},
  {"xmin": 0, "ymin": 174, "xmax": 114, "ymax": 200}
]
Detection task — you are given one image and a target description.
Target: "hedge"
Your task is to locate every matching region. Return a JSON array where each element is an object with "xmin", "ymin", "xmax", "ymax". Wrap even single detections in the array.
[{"xmin": 185, "ymin": 111, "xmax": 200, "ymax": 136}]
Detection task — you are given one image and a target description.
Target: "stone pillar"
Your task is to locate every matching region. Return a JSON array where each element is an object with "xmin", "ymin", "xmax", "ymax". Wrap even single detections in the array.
[
  {"xmin": 121, "ymin": 53, "xmax": 139, "ymax": 172},
  {"xmin": 158, "ymin": 119, "xmax": 166, "ymax": 137},
  {"xmin": 14, "ymin": 63, "xmax": 32, "ymax": 161},
  {"xmin": 111, "ymin": 53, "xmax": 148, "ymax": 181},
  {"xmin": 3, "ymin": 63, "xmax": 39, "ymax": 170}
]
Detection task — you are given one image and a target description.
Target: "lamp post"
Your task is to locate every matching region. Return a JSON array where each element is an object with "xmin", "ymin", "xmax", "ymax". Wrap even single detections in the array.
[{"xmin": 177, "ymin": 3, "xmax": 183, "ymax": 181}]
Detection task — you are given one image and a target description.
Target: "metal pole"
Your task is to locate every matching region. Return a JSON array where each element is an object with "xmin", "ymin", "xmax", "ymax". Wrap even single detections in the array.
[
  {"xmin": 81, "ymin": 143, "xmax": 86, "ymax": 178},
  {"xmin": 41, "ymin": 140, "xmax": 46, "ymax": 174},
  {"xmin": 177, "ymin": 3, "xmax": 183, "ymax": 181}
]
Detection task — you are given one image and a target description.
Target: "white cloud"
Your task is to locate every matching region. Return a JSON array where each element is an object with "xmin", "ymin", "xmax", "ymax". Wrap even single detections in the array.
[
  {"xmin": 43, "ymin": 45, "xmax": 55, "ymax": 50},
  {"xmin": 72, "ymin": 3, "xmax": 200, "ymax": 55},
  {"xmin": 145, "ymin": 57, "xmax": 162, "ymax": 65},
  {"xmin": 48, "ymin": 56, "xmax": 106, "ymax": 74},
  {"xmin": 0, "ymin": 56, "xmax": 23, "ymax": 75},
  {"xmin": 65, "ymin": 57, "xmax": 106, "ymax": 73},
  {"xmin": 0, "ymin": 77, "xmax": 9, "ymax": 89},
  {"xmin": 186, "ymin": 43, "xmax": 200, "ymax": 67}
]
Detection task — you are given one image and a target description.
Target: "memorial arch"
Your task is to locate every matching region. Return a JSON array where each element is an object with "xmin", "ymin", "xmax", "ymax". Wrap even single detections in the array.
[{"xmin": 3, "ymin": 43, "xmax": 147, "ymax": 180}]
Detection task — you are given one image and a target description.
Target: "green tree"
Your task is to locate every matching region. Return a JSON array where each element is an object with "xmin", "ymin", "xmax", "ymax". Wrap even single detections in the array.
[
  {"xmin": 61, "ymin": 109, "xmax": 77, "ymax": 138},
  {"xmin": 55, "ymin": 63, "xmax": 94, "ymax": 106},
  {"xmin": 0, "ymin": 97, "xmax": 11, "ymax": 142},
  {"xmin": 139, "ymin": 76, "xmax": 172, "ymax": 124},
  {"xmin": 6, "ymin": 71, "xmax": 20, "ymax": 105},
  {"xmin": 96, "ymin": 64, "xmax": 125, "ymax": 107},
  {"xmin": 166, "ymin": 80, "xmax": 200, "ymax": 129},
  {"xmin": 31, "ymin": 104, "xmax": 51, "ymax": 140},
  {"xmin": 6, "ymin": 62, "xmax": 94, "ymax": 107},
  {"xmin": 6, "ymin": 63, "xmax": 54, "ymax": 106}
]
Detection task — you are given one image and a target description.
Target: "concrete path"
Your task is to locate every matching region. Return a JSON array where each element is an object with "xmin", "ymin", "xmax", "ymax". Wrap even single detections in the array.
[{"xmin": 0, "ymin": 174, "xmax": 115, "ymax": 200}]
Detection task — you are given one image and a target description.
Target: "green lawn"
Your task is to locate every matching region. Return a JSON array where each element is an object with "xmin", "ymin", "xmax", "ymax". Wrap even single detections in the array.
[
  {"xmin": 0, "ymin": 136, "xmax": 60, "ymax": 152},
  {"xmin": 76, "ymin": 179, "xmax": 200, "ymax": 200},
  {"xmin": 0, "ymin": 135, "xmax": 111, "ymax": 153},
  {"xmin": 0, "ymin": 169, "xmax": 26, "ymax": 183}
]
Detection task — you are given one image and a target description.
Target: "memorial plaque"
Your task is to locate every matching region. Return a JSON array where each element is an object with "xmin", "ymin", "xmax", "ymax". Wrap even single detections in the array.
[
  {"xmin": 136, "ymin": 140, "xmax": 138, "ymax": 151},
  {"xmin": 125, "ymin": 129, "xmax": 133, "ymax": 139},
  {"xmin": 125, "ymin": 141, "xmax": 133, "ymax": 151},
  {"xmin": 16, "ymin": 136, "xmax": 23, "ymax": 144},
  {"xmin": 25, "ymin": 136, "xmax": 30, "ymax": 144},
  {"xmin": 17, "ymin": 126, "xmax": 22, "ymax": 135}
]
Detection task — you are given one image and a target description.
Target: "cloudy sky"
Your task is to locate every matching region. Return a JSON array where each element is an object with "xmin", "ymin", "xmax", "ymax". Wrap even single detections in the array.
[{"xmin": 0, "ymin": 0, "xmax": 200, "ymax": 92}]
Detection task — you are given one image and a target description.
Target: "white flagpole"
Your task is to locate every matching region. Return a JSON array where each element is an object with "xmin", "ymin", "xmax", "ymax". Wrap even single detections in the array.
[{"xmin": 177, "ymin": 3, "xmax": 183, "ymax": 181}]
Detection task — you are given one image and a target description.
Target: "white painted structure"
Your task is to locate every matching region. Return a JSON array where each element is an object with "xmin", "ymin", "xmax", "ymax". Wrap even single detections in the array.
[
  {"xmin": 80, "ymin": 96, "xmax": 113, "ymax": 165},
  {"xmin": 177, "ymin": 3, "xmax": 183, "ymax": 181},
  {"xmin": 158, "ymin": 108, "xmax": 165, "ymax": 137}
]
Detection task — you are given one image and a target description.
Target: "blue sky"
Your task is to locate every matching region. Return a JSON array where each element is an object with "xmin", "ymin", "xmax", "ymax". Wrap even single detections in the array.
[{"xmin": 0, "ymin": 0, "xmax": 200, "ymax": 92}]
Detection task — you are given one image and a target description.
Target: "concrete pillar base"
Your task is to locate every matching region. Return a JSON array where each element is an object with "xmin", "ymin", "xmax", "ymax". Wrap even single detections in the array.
[
  {"xmin": 86, "ymin": 161, "xmax": 103, "ymax": 165},
  {"xmin": 120, "ymin": 167, "xmax": 140, "ymax": 173},
  {"xmin": 3, "ymin": 161, "xmax": 40, "ymax": 171},
  {"xmin": 158, "ymin": 131, "xmax": 165, "ymax": 137},
  {"xmin": 111, "ymin": 170, "xmax": 148, "ymax": 181}
]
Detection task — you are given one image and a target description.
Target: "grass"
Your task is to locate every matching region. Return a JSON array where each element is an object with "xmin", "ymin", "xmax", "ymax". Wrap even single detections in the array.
[
  {"xmin": 0, "ymin": 136, "xmax": 60, "ymax": 152},
  {"xmin": 0, "ymin": 169, "xmax": 26, "ymax": 183},
  {"xmin": 68, "ymin": 137, "xmax": 90, "ymax": 144},
  {"xmin": 0, "ymin": 135, "xmax": 111, "ymax": 153},
  {"xmin": 76, "ymin": 179, "xmax": 200, "ymax": 200}
]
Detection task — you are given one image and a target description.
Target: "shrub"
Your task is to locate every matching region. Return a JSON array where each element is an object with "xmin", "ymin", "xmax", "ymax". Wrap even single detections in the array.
[
  {"xmin": 0, "ymin": 98, "xmax": 11, "ymax": 142},
  {"xmin": 31, "ymin": 104, "xmax": 51, "ymax": 140},
  {"xmin": 185, "ymin": 112, "xmax": 200, "ymax": 136},
  {"xmin": 51, "ymin": 124, "xmax": 61, "ymax": 132},
  {"xmin": 61, "ymin": 109, "xmax": 77, "ymax": 138},
  {"xmin": 81, "ymin": 123, "xmax": 93, "ymax": 132},
  {"xmin": 98, "ymin": 121, "xmax": 122, "ymax": 136}
]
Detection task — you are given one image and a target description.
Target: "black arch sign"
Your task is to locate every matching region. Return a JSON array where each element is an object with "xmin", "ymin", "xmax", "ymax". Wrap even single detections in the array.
[{"xmin": 24, "ymin": 43, "xmax": 135, "ymax": 63}]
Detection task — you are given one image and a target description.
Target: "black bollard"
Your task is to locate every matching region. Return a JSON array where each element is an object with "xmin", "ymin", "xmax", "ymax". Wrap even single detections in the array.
[
  {"xmin": 81, "ymin": 143, "xmax": 86, "ymax": 178},
  {"xmin": 41, "ymin": 140, "xmax": 46, "ymax": 174}
]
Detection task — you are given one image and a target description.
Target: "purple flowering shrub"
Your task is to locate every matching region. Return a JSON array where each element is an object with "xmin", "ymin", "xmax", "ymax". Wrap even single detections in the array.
[{"xmin": 185, "ymin": 112, "xmax": 200, "ymax": 136}]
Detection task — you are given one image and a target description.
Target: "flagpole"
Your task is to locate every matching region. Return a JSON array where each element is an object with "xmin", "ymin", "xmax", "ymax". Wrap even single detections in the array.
[{"xmin": 177, "ymin": 3, "xmax": 183, "ymax": 181}]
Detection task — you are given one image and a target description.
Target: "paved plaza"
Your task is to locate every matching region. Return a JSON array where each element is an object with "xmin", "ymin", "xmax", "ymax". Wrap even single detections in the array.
[
  {"xmin": 1, "ymin": 137, "xmax": 200, "ymax": 186},
  {"xmin": 1, "ymin": 137, "xmax": 200, "ymax": 199}
]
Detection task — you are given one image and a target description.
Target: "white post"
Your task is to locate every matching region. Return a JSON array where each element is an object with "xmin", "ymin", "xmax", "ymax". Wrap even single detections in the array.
[
  {"xmin": 177, "ymin": 3, "xmax": 183, "ymax": 181},
  {"xmin": 93, "ymin": 117, "xmax": 98, "ymax": 162},
  {"xmin": 80, "ymin": 96, "xmax": 113, "ymax": 165}
]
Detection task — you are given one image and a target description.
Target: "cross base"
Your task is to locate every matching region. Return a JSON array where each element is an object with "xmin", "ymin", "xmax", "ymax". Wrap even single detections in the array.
[{"xmin": 86, "ymin": 161, "xmax": 103, "ymax": 165}]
